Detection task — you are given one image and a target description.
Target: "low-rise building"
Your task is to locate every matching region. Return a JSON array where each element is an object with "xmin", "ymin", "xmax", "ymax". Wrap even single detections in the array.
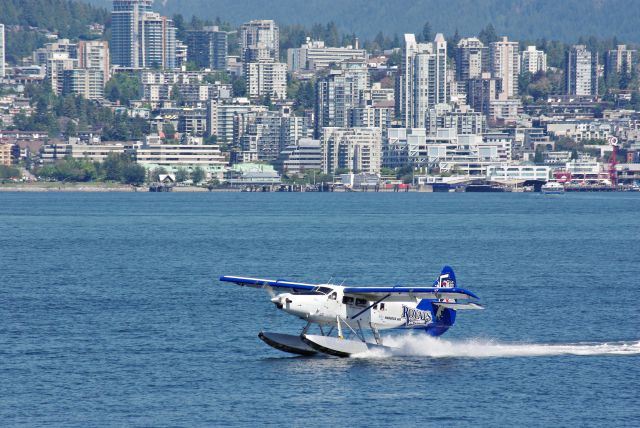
[
  {"xmin": 135, "ymin": 144, "xmax": 227, "ymax": 178},
  {"xmin": 287, "ymin": 39, "xmax": 368, "ymax": 72},
  {"xmin": 41, "ymin": 143, "xmax": 127, "ymax": 163},
  {"xmin": 277, "ymin": 138, "xmax": 322, "ymax": 175},
  {"xmin": 486, "ymin": 164, "xmax": 550, "ymax": 181}
]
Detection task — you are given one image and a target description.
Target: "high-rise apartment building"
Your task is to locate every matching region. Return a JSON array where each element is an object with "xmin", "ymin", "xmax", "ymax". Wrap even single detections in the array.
[
  {"xmin": 62, "ymin": 69, "xmax": 105, "ymax": 100},
  {"xmin": 490, "ymin": 36, "xmax": 520, "ymax": 98},
  {"xmin": 245, "ymin": 60, "xmax": 287, "ymax": 100},
  {"xmin": 111, "ymin": 0, "xmax": 175, "ymax": 69},
  {"xmin": 466, "ymin": 72, "xmax": 501, "ymax": 117},
  {"xmin": 521, "ymin": 45, "xmax": 547, "ymax": 74},
  {"xmin": 605, "ymin": 45, "xmax": 637, "ymax": 80},
  {"xmin": 397, "ymin": 33, "xmax": 448, "ymax": 128},
  {"xmin": 315, "ymin": 60, "xmax": 370, "ymax": 137},
  {"xmin": 186, "ymin": 27, "xmax": 228, "ymax": 70},
  {"xmin": 78, "ymin": 40, "xmax": 110, "ymax": 84},
  {"xmin": 240, "ymin": 20, "xmax": 279, "ymax": 62},
  {"xmin": 566, "ymin": 45, "xmax": 598, "ymax": 96},
  {"xmin": 47, "ymin": 52, "xmax": 77, "ymax": 95},
  {"xmin": 0, "ymin": 24, "xmax": 5, "ymax": 78},
  {"xmin": 140, "ymin": 12, "xmax": 176, "ymax": 69},
  {"xmin": 111, "ymin": 0, "xmax": 151, "ymax": 67},
  {"xmin": 455, "ymin": 37, "xmax": 488, "ymax": 81}
]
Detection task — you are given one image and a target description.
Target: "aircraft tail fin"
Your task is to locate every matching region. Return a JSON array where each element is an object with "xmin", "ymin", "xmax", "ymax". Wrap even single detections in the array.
[{"xmin": 435, "ymin": 265, "xmax": 457, "ymax": 288}]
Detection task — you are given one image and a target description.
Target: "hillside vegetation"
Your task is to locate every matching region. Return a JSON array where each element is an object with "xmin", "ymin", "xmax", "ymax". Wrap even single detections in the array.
[{"xmin": 86, "ymin": 0, "xmax": 640, "ymax": 42}]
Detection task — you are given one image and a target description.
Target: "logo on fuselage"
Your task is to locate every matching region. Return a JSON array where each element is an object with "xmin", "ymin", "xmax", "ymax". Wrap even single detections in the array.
[{"xmin": 402, "ymin": 305, "xmax": 433, "ymax": 326}]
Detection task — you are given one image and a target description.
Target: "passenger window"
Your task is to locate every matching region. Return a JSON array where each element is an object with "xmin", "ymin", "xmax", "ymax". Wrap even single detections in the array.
[
  {"xmin": 329, "ymin": 292, "xmax": 337, "ymax": 300},
  {"xmin": 355, "ymin": 298, "xmax": 367, "ymax": 307},
  {"xmin": 342, "ymin": 296, "xmax": 354, "ymax": 305},
  {"xmin": 380, "ymin": 303, "xmax": 385, "ymax": 310}
]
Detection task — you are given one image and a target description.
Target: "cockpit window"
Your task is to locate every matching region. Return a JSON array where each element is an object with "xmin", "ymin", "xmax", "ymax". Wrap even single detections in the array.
[
  {"xmin": 316, "ymin": 287, "xmax": 333, "ymax": 295},
  {"xmin": 328, "ymin": 292, "xmax": 337, "ymax": 300}
]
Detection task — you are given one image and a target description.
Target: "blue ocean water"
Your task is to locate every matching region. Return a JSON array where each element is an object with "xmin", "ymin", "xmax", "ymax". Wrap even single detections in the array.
[{"xmin": 1, "ymin": 192, "xmax": 639, "ymax": 426}]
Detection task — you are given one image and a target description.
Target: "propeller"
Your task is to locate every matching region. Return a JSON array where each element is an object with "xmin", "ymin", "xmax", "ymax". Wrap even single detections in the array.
[{"xmin": 263, "ymin": 283, "xmax": 276, "ymax": 298}]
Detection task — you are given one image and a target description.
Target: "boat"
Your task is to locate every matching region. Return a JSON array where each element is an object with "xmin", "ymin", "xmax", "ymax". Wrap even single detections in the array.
[{"xmin": 541, "ymin": 181, "xmax": 565, "ymax": 194}]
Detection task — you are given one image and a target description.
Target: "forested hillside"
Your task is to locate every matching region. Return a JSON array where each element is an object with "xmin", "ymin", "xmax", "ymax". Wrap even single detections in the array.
[
  {"xmin": 85, "ymin": 0, "xmax": 640, "ymax": 42},
  {"xmin": 0, "ymin": 0, "xmax": 108, "ymax": 62}
]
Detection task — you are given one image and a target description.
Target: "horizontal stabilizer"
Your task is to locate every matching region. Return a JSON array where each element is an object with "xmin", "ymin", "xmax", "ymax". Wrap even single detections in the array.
[{"xmin": 433, "ymin": 302, "xmax": 484, "ymax": 310}]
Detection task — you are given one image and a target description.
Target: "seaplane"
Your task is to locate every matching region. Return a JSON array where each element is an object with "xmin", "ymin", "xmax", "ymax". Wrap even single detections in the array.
[{"xmin": 220, "ymin": 266, "xmax": 483, "ymax": 357}]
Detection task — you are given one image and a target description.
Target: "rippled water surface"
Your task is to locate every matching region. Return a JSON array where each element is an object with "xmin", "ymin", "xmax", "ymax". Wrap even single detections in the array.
[{"xmin": 1, "ymin": 192, "xmax": 639, "ymax": 426}]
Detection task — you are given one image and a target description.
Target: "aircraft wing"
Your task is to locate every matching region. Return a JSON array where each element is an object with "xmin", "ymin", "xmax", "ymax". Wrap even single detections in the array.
[
  {"xmin": 220, "ymin": 275, "xmax": 318, "ymax": 292},
  {"xmin": 342, "ymin": 286, "xmax": 480, "ymax": 302}
]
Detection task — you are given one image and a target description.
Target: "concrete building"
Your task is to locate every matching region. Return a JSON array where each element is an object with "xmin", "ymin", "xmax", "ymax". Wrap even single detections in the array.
[
  {"xmin": 111, "ymin": 0, "xmax": 152, "ymax": 68},
  {"xmin": 140, "ymin": 12, "xmax": 176, "ymax": 69},
  {"xmin": 208, "ymin": 101, "xmax": 266, "ymax": 144},
  {"xmin": 135, "ymin": 144, "xmax": 226, "ymax": 178},
  {"xmin": 237, "ymin": 110, "xmax": 283, "ymax": 162},
  {"xmin": 425, "ymin": 104, "xmax": 485, "ymax": 135},
  {"xmin": 175, "ymin": 41, "xmax": 188, "ymax": 68},
  {"xmin": 33, "ymin": 39, "xmax": 78, "ymax": 66},
  {"xmin": 40, "ymin": 143, "xmax": 127, "ymax": 163},
  {"xmin": 277, "ymin": 138, "xmax": 323, "ymax": 175},
  {"xmin": 489, "ymin": 97, "xmax": 523, "ymax": 124},
  {"xmin": 521, "ymin": 45, "xmax": 547, "ymax": 74},
  {"xmin": 322, "ymin": 127, "xmax": 382, "ymax": 174},
  {"xmin": 487, "ymin": 164, "xmax": 550, "ymax": 181},
  {"xmin": 287, "ymin": 39, "xmax": 368, "ymax": 71},
  {"xmin": 455, "ymin": 37, "xmax": 488, "ymax": 81},
  {"xmin": 110, "ymin": 0, "xmax": 175, "ymax": 69},
  {"xmin": 566, "ymin": 45, "xmax": 598, "ymax": 96},
  {"xmin": 605, "ymin": 45, "xmax": 637, "ymax": 80},
  {"xmin": 466, "ymin": 73, "xmax": 501, "ymax": 117},
  {"xmin": 47, "ymin": 52, "xmax": 77, "ymax": 95},
  {"xmin": 350, "ymin": 103, "xmax": 393, "ymax": 138},
  {"xmin": 186, "ymin": 27, "xmax": 227, "ymax": 70},
  {"xmin": 245, "ymin": 60, "xmax": 287, "ymax": 100},
  {"xmin": 78, "ymin": 40, "xmax": 110, "ymax": 84},
  {"xmin": 280, "ymin": 114, "xmax": 313, "ymax": 148},
  {"xmin": 0, "ymin": 142, "xmax": 12, "ymax": 165},
  {"xmin": 240, "ymin": 20, "xmax": 279, "ymax": 62},
  {"xmin": 0, "ymin": 24, "xmax": 5, "ymax": 78},
  {"xmin": 398, "ymin": 33, "xmax": 448, "ymax": 128},
  {"xmin": 62, "ymin": 69, "xmax": 105, "ymax": 100},
  {"xmin": 425, "ymin": 129, "xmax": 511, "ymax": 176},
  {"xmin": 490, "ymin": 37, "xmax": 520, "ymax": 98},
  {"xmin": 315, "ymin": 60, "xmax": 369, "ymax": 136},
  {"xmin": 383, "ymin": 128, "xmax": 425, "ymax": 168}
]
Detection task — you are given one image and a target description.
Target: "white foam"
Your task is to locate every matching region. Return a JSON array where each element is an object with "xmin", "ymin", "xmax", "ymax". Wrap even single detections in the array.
[{"xmin": 353, "ymin": 334, "xmax": 640, "ymax": 359}]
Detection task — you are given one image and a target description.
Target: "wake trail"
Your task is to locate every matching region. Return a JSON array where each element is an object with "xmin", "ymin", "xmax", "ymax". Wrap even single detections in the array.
[{"xmin": 354, "ymin": 335, "xmax": 640, "ymax": 359}]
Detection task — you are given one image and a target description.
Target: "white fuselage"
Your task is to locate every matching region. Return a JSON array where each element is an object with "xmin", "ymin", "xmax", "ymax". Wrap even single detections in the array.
[{"xmin": 271, "ymin": 285, "xmax": 433, "ymax": 331}]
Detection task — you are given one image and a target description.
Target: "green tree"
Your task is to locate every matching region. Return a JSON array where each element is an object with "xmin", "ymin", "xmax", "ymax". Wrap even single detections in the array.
[
  {"xmin": 0, "ymin": 165, "xmax": 21, "ymax": 179},
  {"xmin": 191, "ymin": 167, "xmax": 206, "ymax": 184},
  {"xmin": 105, "ymin": 73, "xmax": 141, "ymax": 105},
  {"xmin": 175, "ymin": 167, "xmax": 189, "ymax": 182},
  {"xmin": 121, "ymin": 164, "xmax": 146, "ymax": 185},
  {"xmin": 420, "ymin": 21, "xmax": 433, "ymax": 42}
]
